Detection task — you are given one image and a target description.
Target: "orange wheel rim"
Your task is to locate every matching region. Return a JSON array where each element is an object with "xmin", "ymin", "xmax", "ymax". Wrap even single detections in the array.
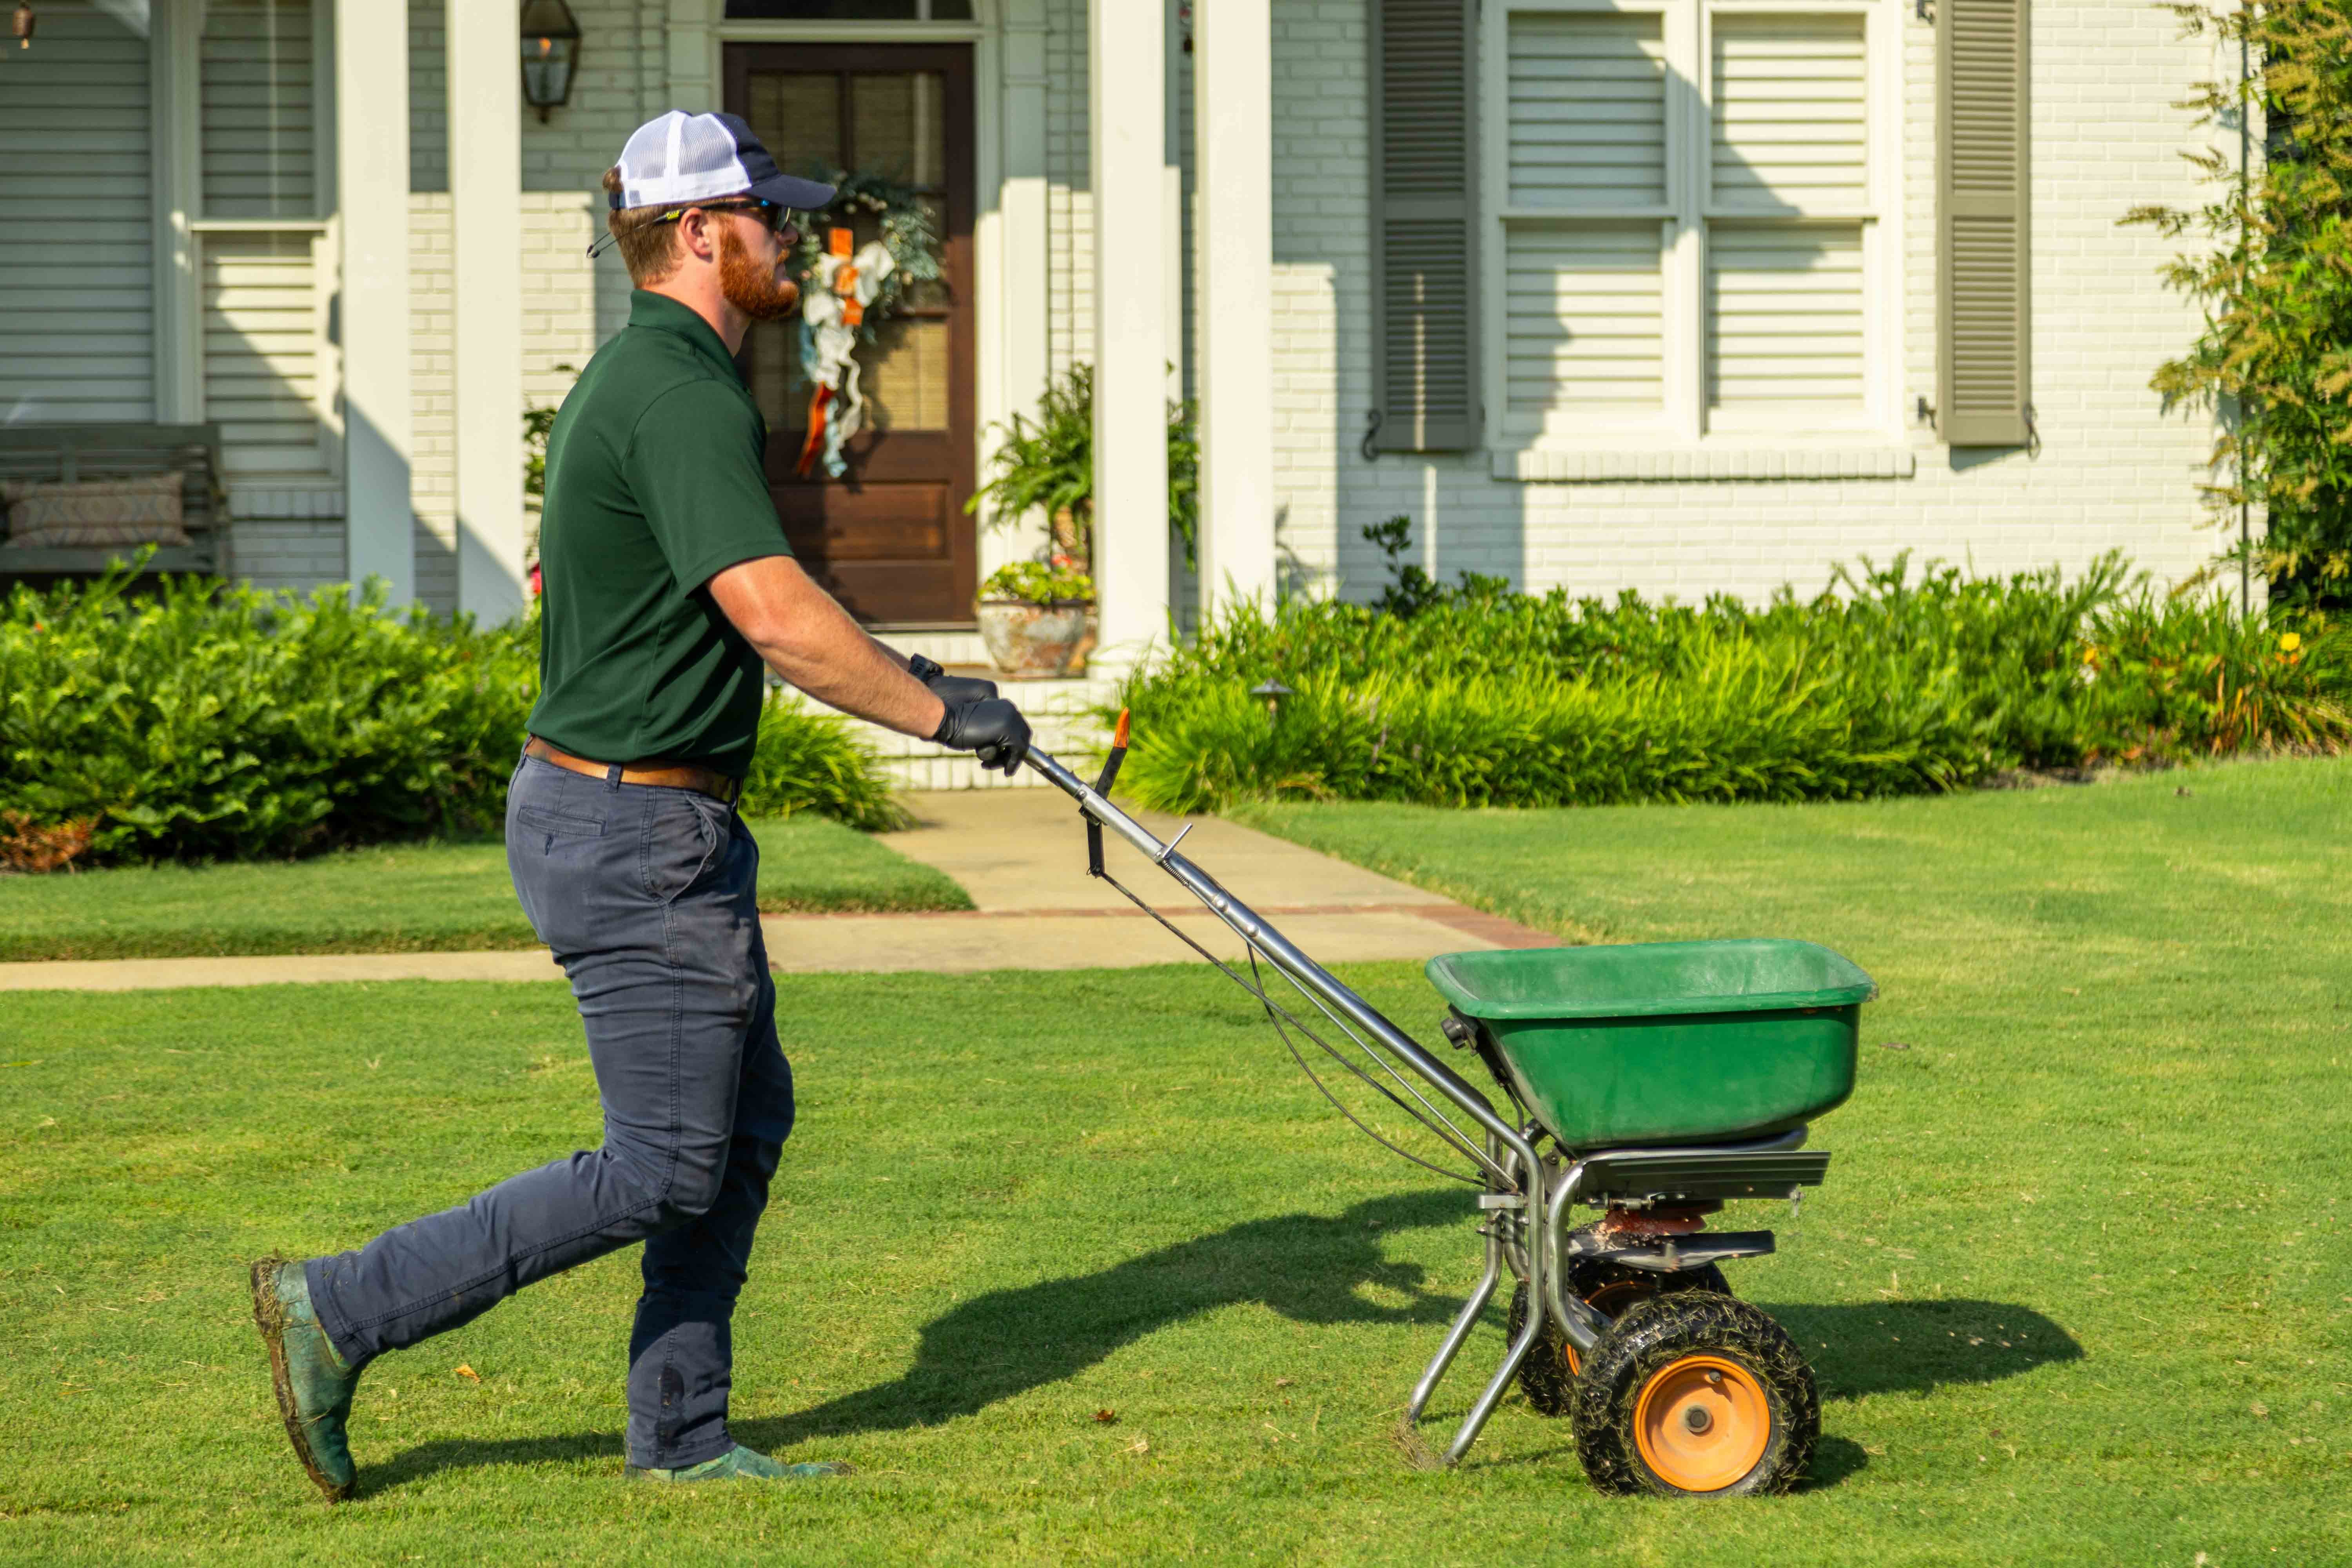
[{"xmin": 1632, "ymin": 1355, "xmax": 1770, "ymax": 1492}]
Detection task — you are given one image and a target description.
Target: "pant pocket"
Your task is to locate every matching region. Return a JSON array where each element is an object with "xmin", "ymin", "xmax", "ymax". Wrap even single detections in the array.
[
  {"xmin": 508, "ymin": 793, "xmax": 613, "ymax": 944},
  {"xmin": 643, "ymin": 793, "xmax": 730, "ymax": 905}
]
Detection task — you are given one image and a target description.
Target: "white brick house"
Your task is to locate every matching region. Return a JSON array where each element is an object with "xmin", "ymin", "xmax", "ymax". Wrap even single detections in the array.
[{"xmin": 0, "ymin": 0, "xmax": 2234, "ymax": 646}]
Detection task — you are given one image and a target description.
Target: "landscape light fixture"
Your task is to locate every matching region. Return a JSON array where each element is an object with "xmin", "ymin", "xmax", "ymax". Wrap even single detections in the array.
[
  {"xmin": 519, "ymin": 0, "xmax": 581, "ymax": 123},
  {"xmin": 1250, "ymin": 678, "xmax": 1293, "ymax": 724}
]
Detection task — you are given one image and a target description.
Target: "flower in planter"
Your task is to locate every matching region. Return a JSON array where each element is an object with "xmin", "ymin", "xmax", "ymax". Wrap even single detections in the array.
[{"xmin": 982, "ymin": 560, "xmax": 1096, "ymax": 606}]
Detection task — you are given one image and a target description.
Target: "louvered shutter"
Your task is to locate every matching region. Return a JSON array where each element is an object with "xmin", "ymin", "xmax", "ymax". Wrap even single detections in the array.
[
  {"xmin": 1370, "ymin": 0, "xmax": 1479, "ymax": 452},
  {"xmin": 1938, "ymin": 0, "xmax": 2031, "ymax": 445}
]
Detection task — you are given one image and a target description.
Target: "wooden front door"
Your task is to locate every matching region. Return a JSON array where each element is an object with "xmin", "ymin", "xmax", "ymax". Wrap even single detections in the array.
[{"xmin": 727, "ymin": 44, "xmax": 977, "ymax": 626}]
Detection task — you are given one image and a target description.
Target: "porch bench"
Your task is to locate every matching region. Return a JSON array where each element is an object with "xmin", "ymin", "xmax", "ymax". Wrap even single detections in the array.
[{"xmin": 0, "ymin": 424, "xmax": 229, "ymax": 582}]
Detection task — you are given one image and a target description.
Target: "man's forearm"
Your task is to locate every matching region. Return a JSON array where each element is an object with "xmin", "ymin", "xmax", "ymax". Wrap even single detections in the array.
[
  {"xmin": 755, "ymin": 622, "xmax": 942, "ymax": 739},
  {"xmin": 706, "ymin": 556, "xmax": 944, "ymax": 739}
]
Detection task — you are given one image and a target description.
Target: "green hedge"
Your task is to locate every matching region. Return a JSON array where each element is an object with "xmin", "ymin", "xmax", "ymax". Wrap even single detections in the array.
[
  {"xmin": 1, "ymin": 570, "xmax": 903, "ymax": 868},
  {"xmin": 1112, "ymin": 555, "xmax": 2351, "ymax": 813}
]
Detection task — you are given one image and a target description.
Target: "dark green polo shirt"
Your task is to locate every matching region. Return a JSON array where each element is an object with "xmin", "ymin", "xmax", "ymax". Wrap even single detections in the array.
[{"xmin": 526, "ymin": 290, "xmax": 791, "ymax": 776}]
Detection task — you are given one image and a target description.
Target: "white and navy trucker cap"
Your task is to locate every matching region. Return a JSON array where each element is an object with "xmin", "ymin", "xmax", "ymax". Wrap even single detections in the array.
[{"xmin": 608, "ymin": 110, "xmax": 836, "ymax": 213}]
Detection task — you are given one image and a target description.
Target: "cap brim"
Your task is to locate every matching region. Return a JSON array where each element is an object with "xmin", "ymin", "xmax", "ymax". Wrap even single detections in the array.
[{"xmin": 749, "ymin": 172, "xmax": 837, "ymax": 211}]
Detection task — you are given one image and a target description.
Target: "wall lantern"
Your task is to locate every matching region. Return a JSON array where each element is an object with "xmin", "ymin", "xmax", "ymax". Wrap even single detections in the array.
[
  {"xmin": 13, "ymin": 3, "xmax": 35, "ymax": 50},
  {"xmin": 519, "ymin": 0, "xmax": 581, "ymax": 123}
]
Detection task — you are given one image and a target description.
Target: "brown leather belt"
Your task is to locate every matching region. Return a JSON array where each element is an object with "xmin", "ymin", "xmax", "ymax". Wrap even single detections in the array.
[{"xmin": 523, "ymin": 736, "xmax": 743, "ymax": 805}]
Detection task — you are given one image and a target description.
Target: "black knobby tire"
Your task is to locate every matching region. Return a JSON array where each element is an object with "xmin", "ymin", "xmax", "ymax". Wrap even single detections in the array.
[
  {"xmin": 1507, "ymin": 1255, "xmax": 1732, "ymax": 1419},
  {"xmin": 1570, "ymin": 1291, "xmax": 1818, "ymax": 1497}
]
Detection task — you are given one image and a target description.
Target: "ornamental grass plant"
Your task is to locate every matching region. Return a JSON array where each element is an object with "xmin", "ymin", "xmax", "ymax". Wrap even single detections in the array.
[
  {"xmin": 1112, "ymin": 554, "xmax": 2350, "ymax": 813},
  {"xmin": 0, "ymin": 566, "xmax": 902, "ymax": 869}
]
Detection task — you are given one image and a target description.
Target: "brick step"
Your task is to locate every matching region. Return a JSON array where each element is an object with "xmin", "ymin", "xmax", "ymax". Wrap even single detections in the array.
[
  {"xmin": 773, "ymin": 671, "xmax": 1117, "ymax": 790},
  {"xmin": 872, "ymin": 628, "xmax": 991, "ymax": 667}
]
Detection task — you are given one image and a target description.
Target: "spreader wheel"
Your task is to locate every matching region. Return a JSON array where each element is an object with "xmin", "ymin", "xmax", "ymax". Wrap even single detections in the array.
[
  {"xmin": 1570, "ymin": 1292, "xmax": 1817, "ymax": 1497},
  {"xmin": 1506, "ymin": 1256, "xmax": 1731, "ymax": 1418}
]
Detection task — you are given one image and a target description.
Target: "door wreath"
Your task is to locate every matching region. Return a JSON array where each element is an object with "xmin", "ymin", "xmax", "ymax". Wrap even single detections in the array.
[{"xmin": 788, "ymin": 172, "xmax": 945, "ymax": 478}]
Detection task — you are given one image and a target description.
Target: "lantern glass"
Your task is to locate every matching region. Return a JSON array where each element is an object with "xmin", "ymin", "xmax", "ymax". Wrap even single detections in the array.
[
  {"xmin": 521, "ymin": 39, "xmax": 575, "ymax": 111},
  {"xmin": 519, "ymin": 0, "xmax": 581, "ymax": 116}
]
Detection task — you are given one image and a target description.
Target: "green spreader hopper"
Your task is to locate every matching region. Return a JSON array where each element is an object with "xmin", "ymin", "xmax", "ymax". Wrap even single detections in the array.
[{"xmin": 1425, "ymin": 939, "xmax": 1872, "ymax": 1148}]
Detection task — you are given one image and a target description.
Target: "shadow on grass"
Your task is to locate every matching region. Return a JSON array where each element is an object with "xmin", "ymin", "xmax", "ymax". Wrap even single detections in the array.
[
  {"xmin": 367, "ymin": 1196, "xmax": 2078, "ymax": 1494},
  {"xmin": 369, "ymin": 1188, "xmax": 1467, "ymax": 1493},
  {"xmin": 1759, "ymin": 1298, "xmax": 2082, "ymax": 1403}
]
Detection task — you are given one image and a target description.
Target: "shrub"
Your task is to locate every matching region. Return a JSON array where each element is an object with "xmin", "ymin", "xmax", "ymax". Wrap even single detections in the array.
[
  {"xmin": 1109, "ymin": 554, "xmax": 2350, "ymax": 813},
  {"xmin": 1, "ymin": 566, "xmax": 904, "ymax": 867},
  {"xmin": 740, "ymin": 706, "xmax": 907, "ymax": 833},
  {"xmin": 2125, "ymin": 0, "xmax": 2352, "ymax": 606}
]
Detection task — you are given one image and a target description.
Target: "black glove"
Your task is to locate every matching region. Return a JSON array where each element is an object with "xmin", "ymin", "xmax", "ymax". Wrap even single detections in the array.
[
  {"xmin": 908, "ymin": 653, "xmax": 999, "ymax": 707},
  {"xmin": 932, "ymin": 697, "xmax": 1033, "ymax": 775}
]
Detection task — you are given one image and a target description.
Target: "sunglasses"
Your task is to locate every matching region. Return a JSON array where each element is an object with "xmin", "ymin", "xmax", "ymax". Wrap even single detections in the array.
[
  {"xmin": 586, "ymin": 199, "xmax": 803, "ymax": 258},
  {"xmin": 682, "ymin": 199, "xmax": 800, "ymax": 240}
]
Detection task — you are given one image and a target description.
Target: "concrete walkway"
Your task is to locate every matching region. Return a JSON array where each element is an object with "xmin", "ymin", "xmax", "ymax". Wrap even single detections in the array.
[{"xmin": 0, "ymin": 791, "xmax": 1551, "ymax": 992}]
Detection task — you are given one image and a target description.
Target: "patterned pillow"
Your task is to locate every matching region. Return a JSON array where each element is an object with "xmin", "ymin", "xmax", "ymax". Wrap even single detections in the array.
[{"xmin": 3, "ymin": 474, "xmax": 189, "ymax": 549}]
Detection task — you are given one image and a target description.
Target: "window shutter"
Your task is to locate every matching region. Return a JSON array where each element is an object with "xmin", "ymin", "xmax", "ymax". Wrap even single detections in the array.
[
  {"xmin": 1370, "ymin": 0, "xmax": 1479, "ymax": 452},
  {"xmin": 1938, "ymin": 0, "xmax": 2030, "ymax": 446}
]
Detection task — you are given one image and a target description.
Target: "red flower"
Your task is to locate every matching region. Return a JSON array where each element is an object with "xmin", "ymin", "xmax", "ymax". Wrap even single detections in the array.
[{"xmin": 528, "ymin": 563, "xmax": 544, "ymax": 599}]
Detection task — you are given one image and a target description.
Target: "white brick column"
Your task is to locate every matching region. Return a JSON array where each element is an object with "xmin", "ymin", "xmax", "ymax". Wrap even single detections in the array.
[
  {"xmin": 1193, "ymin": 0, "xmax": 1278, "ymax": 610},
  {"xmin": 1088, "ymin": 0, "xmax": 1171, "ymax": 662},
  {"xmin": 448, "ymin": 0, "xmax": 526, "ymax": 623},
  {"xmin": 336, "ymin": 0, "xmax": 413, "ymax": 602}
]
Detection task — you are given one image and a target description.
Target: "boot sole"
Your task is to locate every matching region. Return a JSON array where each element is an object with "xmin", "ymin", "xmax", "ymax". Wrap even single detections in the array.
[{"xmin": 249, "ymin": 1256, "xmax": 354, "ymax": 1503}]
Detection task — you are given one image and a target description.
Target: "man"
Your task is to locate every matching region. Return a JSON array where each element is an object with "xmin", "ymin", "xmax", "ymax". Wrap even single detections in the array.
[{"xmin": 248, "ymin": 110, "xmax": 1032, "ymax": 1500}]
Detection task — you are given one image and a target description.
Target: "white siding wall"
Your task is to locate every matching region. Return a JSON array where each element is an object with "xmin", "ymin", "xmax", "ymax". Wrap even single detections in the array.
[
  {"xmin": 200, "ymin": 0, "xmax": 319, "ymax": 218},
  {"xmin": 0, "ymin": 4, "xmax": 153, "ymax": 425},
  {"xmin": 201, "ymin": 230, "xmax": 333, "ymax": 479},
  {"xmin": 1258, "ymin": 0, "xmax": 2223, "ymax": 605}
]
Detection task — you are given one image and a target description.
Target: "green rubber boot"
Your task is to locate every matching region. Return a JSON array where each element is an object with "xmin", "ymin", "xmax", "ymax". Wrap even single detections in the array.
[
  {"xmin": 249, "ymin": 1257, "xmax": 363, "ymax": 1501},
  {"xmin": 626, "ymin": 1445, "xmax": 855, "ymax": 1484}
]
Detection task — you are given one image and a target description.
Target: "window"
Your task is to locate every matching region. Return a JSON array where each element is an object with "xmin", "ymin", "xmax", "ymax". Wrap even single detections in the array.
[
  {"xmin": 194, "ymin": 0, "xmax": 337, "ymax": 483},
  {"xmin": 1488, "ymin": 0, "xmax": 1892, "ymax": 448}
]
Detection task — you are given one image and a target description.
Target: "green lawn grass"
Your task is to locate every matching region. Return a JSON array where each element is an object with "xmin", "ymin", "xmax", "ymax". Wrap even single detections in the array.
[
  {"xmin": 0, "ymin": 815, "xmax": 971, "ymax": 962},
  {"xmin": 2, "ymin": 759, "xmax": 2348, "ymax": 1563}
]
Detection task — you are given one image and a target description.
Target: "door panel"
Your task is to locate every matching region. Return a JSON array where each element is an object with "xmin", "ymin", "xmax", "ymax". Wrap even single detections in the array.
[{"xmin": 728, "ymin": 44, "xmax": 976, "ymax": 626}]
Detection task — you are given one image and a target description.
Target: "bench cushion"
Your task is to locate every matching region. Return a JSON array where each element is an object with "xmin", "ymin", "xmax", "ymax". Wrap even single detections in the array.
[{"xmin": 2, "ymin": 474, "xmax": 189, "ymax": 550}]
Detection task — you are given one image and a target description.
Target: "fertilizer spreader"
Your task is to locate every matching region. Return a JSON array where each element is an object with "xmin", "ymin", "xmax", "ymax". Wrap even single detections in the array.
[{"xmin": 1025, "ymin": 719, "xmax": 1873, "ymax": 1497}]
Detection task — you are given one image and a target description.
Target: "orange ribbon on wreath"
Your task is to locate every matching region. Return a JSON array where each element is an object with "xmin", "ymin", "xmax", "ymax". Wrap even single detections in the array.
[{"xmin": 795, "ymin": 227, "xmax": 867, "ymax": 478}]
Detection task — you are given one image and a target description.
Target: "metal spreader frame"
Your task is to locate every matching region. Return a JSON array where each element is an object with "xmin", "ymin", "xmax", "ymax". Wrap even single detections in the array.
[{"xmin": 1024, "ymin": 737, "xmax": 1627, "ymax": 1465}]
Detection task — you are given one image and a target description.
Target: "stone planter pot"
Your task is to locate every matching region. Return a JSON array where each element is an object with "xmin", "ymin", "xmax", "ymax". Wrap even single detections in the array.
[{"xmin": 975, "ymin": 598, "xmax": 1098, "ymax": 679}]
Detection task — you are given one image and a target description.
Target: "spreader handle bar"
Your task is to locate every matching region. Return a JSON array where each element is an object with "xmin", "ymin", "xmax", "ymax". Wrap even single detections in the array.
[{"xmin": 1024, "ymin": 745, "xmax": 1602, "ymax": 1464}]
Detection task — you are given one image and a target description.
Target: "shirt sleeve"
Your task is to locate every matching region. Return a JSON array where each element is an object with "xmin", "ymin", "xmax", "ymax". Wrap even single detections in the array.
[{"xmin": 623, "ymin": 377, "xmax": 793, "ymax": 592}]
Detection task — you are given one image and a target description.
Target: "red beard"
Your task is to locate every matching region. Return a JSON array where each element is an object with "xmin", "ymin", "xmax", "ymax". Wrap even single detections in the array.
[{"xmin": 719, "ymin": 223, "xmax": 800, "ymax": 322}]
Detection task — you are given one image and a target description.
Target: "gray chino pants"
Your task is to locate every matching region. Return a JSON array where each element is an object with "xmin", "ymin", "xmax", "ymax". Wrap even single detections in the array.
[{"xmin": 305, "ymin": 751, "xmax": 795, "ymax": 1470}]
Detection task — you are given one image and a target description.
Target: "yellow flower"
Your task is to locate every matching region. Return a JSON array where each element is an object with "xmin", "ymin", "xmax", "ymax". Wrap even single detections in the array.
[
  {"xmin": 2279, "ymin": 631, "xmax": 2303, "ymax": 653},
  {"xmin": 2081, "ymin": 645, "xmax": 2099, "ymax": 664}
]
